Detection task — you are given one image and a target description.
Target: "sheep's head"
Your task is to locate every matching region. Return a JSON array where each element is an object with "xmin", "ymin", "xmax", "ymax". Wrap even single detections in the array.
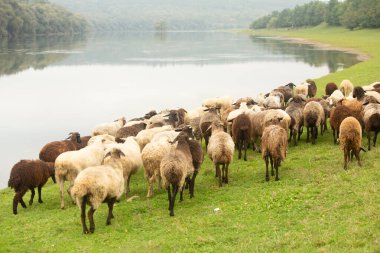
[
  {"xmin": 207, "ymin": 120, "xmax": 224, "ymax": 133},
  {"xmin": 104, "ymin": 148, "xmax": 125, "ymax": 160},
  {"xmin": 114, "ymin": 117, "xmax": 126, "ymax": 126},
  {"xmin": 68, "ymin": 132, "xmax": 81, "ymax": 143},
  {"xmin": 362, "ymin": 96, "xmax": 379, "ymax": 105},
  {"xmin": 144, "ymin": 110, "xmax": 157, "ymax": 119},
  {"xmin": 174, "ymin": 125, "xmax": 194, "ymax": 140},
  {"xmin": 46, "ymin": 162, "xmax": 56, "ymax": 183},
  {"xmin": 286, "ymin": 82, "xmax": 296, "ymax": 89},
  {"xmin": 353, "ymin": 86, "xmax": 365, "ymax": 99}
]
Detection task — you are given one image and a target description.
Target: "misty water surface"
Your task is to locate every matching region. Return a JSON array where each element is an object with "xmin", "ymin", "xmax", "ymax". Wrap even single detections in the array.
[{"xmin": 0, "ymin": 31, "xmax": 360, "ymax": 188}]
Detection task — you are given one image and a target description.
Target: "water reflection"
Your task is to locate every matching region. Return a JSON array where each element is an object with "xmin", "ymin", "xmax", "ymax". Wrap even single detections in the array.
[{"xmin": 0, "ymin": 35, "xmax": 87, "ymax": 77}]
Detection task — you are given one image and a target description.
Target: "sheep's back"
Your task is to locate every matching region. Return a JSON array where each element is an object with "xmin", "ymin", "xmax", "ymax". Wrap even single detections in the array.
[
  {"xmin": 207, "ymin": 132, "xmax": 234, "ymax": 164},
  {"xmin": 8, "ymin": 160, "xmax": 51, "ymax": 190},
  {"xmin": 39, "ymin": 140, "xmax": 77, "ymax": 163},
  {"xmin": 339, "ymin": 117, "xmax": 362, "ymax": 151},
  {"xmin": 261, "ymin": 125, "xmax": 287, "ymax": 161}
]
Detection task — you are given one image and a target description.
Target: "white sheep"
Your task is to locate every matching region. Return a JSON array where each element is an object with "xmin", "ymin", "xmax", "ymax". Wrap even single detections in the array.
[
  {"xmin": 91, "ymin": 117, "xmax": 126, "ymax": 137},
  {"xmin": 104, "ymin": 136, "xmax": 142, "ymax": 196},
  {"xmin": 87, "ymin": 134, "xmax": 115, "ymax": 146},
  {"xmin": 294, "ymin": 83, "xmax": 309, "ymax": 97},
  {"xmin": 150, "ymin": 130, "xmax": 179, "ymax": 143},
  {"xmin": 253, "ymin": 93, "xmax": 266, "ymax": 106},
  {"xmin": 141, "ymin": 139, "xmax": 172, "ymax": 197},
  {"xmin": 70, "ymin": 148, "xmax": 125, "ymax": 234},
  {"xmin": 339, "ymin": 80, "xmax": 354, "ymax": 97},
  {"xmin": 202, "ymin": 96, "xmax": 232, "ymax": 113},
  {"xmin": 135, "ymin": 125, "xmax": 173, "ymax": 150},
  {"xmin": 207, "ymin": 120, "xmax": 234, "ymax": 187},
  {"xmin": 263, "ymin": 95, "xmax": 282, "ymax": 109},
  {"xmin": 55, "ymin": 139, "xmax": 105, "ymax": 209},
  {"xmin": 326, "ymin": 89, "xmax": 345, "ymax": 106}
]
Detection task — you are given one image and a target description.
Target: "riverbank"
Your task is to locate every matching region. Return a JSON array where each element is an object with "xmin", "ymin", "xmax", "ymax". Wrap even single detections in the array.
[{"xmin": 246, "ymin": 25, "xmax": 380, "ymax": 95}]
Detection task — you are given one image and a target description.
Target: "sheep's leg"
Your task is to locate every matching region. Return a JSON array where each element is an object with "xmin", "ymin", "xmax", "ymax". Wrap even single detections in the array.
[
  {"xmin": 270, "ymin": 156, "xmax": 274, "ymax": 176},
  {"xmin": 312, "ymin": 126, "xmax": 316, "ymax": 145},
  {"xmin": 288, "ymin": 129, "xmax": 292, "ymax": 142},
  {"xmin": 320, "ymin": 123, "xmax": 323, "ymax": 136},
  {"xmin": 167, "ymin": 186, "xmax": 171, "ymax": 211},
  {"xmin": 60, "ymin": 180, "xmax": 65, "ymax": 209},
  {"xmin": 217, "ymin": 164, "xmax": 222, "ymax": 187},
  {"xmin": 275, "ymin": 159, "xmax": 280, "ymax": 181},
  {"xmin": 88, "ymin": 206, "xmax": 96, "ymax": 233},
  {"xmin": 81, "ymin": 195, "xmax": 89, "ymax": 234},
  {"xmin": 343, "ymin": 149, "xmax": 348, "ymax": 170},
  {"xmin": 169, "ymin": 185, "xmax": 178, "ymax": 216},
  {"xmin": 333, "ymin": 129, "xmax": 336, "ymax": 144},
  {"xmin": 29, "ymin": 188, "xmax": 35, "ymax": 206},
  {"xmin": 179, "ymin": 180, "xmax": 186, "ymax": 202},
  {"xmin": 354, "ymin": 150, "xmax": 361, "ymax": 167},
  {"xmin": 374, "ymin": 131, "xmax": 378, "ymax": 147},
  {"xmin": 125, "ymin": 174, "xmax": 131, "ymax": 197},
  {"xmin": 298, "ymin": 127, "xmax": 303, "ymax": 141},
  {"xmin": 38, "ymin": 186, "xmax": 43, "ymax": 203},
  {"xmin": 265, "ymin": 155, "xmax": 269, "ymax": 182},
  {"xmin": 190, "ymin": 172, "xmax": 198, "ymax": 198},
  {"xmin": 13, "ymin": 188, "xmax": 28, "ymax": 215},
  {"xmin": 106, "ymin": 198, "xmax": 116, "ymax": 225},
  {"xmin": 306, "ymin": 127, "xmax": 310, "ymax": 143},
  {"xmin": 225, "ymin": 164, "xmax": 229, "ymax": 184},
  {"xmin": 367, "ymin": 131, "xmax": 371, "ymax": 151},
  {"xmin": 238, "ymin": 134, "xmax": 242, "ymax": 160},
  {"xmin": 293, "ymin": 129, "xmax": 297, "ymax": 146},
  {"xmin": 243, "ymin": 137, "xmax": 248, "ymax": 161}
]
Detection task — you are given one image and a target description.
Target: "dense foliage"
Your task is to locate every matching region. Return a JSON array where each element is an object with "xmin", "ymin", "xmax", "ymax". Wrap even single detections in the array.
[
  {"xmin": 48, "ymin": 0, "xmax": 310, "ymax": 31},
  {"xmin": 0, "ymin": 0, "xmax": 88, "ymax": 38},
  {"xmin": 250, "ymin": 0, "xmax": 380, "ymax": 30}
]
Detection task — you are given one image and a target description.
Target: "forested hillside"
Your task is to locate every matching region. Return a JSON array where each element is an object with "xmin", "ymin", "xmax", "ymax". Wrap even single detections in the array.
[
  {"xmin": 0, "ymin": 0, "xmax": 87, "ymax": 38},
  {"xmin": 48, "ymin": 0, "xmax": 310, "ymax": 30},
  {"xmin": 250, "ymin": 0, "xmax": 380, "ymax": 30}
]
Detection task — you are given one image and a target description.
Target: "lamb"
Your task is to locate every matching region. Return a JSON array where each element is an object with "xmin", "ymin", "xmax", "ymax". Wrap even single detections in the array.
[
  {"xmin": 339, "ymin": 117, "xmax": 366, "ymax": 170},
  {"xmin": 294, "ymin": 83, "xmax": 309, "ymax": 97},
  {"xmin": 105, "ymin": 136, "xmax": 142, "ymax": 196},
  {"xmin": 147, "ymin": 110, "xmax": 180, "ymax": 129},
  {"xmin": 135, "ymin": 125, "xmax": 173, "ymax": 150},
  {"xmin": 325, "ymin": 82, "xmax": 338, "ymax": 96},
  {"xmin": 39, "ymin": 132, "xmax": 82, "ymax": 163},
  {"xmin": 362, "ymin": 99, "xmax": 380, "ymax": 150},
  {"xmin": 160, "ymin": 134, "xmax": 194, "ymax": 216},
  {"xmin": 261, "ymin": 125, "xmax": 288, "ymax": 181},
  {"xmin": 207, "ymin": 120, "xmax": 234, "ymax": 187},
  {"xmin": 285, "ymin": 95, "xmax": 306, "ymax": 145},
  {"xmin": 142, "ymin": 139, "xmax": 172, "ymax": 197},
  {"xmin": 115, "ymin": 122, "xmax": 147, "ymax": 143},
  {"xmin": 339, "ymin": 80, "xmax": 354, "ymax": 97},
  {"xmin": 307, "ymin": 98, "xmax": 331, "ymax": 134},
  {"xmin": 55, "ymin": 139, "xmax": 106, "ymax": 209},
  {"xmin": 70, "ymin": 148, "xmax": 125, "ymax": 234},
  {"xmin": 88, "ymin": 134, "xmax": 115, "ymax": 146},
  {"xmin": 8, "ymin": 160, "xmax": 55, "ymax": 214},
  {"xmin": 303, "ymin": 101, "xmax": 324, "ymax": 144},
  {"xmin": 306, "ymin": 79, "xmax": 317, "ymax": 98},
  {"xmin": 199, "ymin": 107, "xmax": 220, "ymax": 149},
  {"xmin": 268, "ymin": 91, "xmax": 285, "ymax": 107},
  {"xmin": 232, "ymin": 113, "xmax": 252, "ymax": 161},
  {"xmin": 92, "ymin": 117, "xmax": 126, "ymax": 137}
]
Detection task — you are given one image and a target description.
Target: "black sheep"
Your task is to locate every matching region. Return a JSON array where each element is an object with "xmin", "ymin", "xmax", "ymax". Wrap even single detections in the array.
[{"xmin": 8, "ymin": 160, "xmax": 55, "ymax": 215}]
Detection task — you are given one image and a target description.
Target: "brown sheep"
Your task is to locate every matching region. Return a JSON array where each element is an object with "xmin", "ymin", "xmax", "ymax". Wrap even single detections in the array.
[
  {"xmin": 285, "ymin": 95, "xmax": 306, "ymax": 146},
  {"xmin": 353, "ymin": 86, "xmax": 366, "ymax": 101},
  {"xmin": 115, "ymin": 122, "xmax": 147, "ymax": 143},
  {"xmin": 78, "ymin": 136, "xmax": 91, "ymax": 149},
  {"xmin": 231, "ymin": 113, "xmax": 252, "ymax": 161},
  {"xmin": 306, "ymin": 79, "xmax": 317, "ymax": 98},
  {"xmin": 272, "ymin": 83, "xmax": 296, "ymax": 103},
  {"xmin": 325, "ymin": 82, "xmax": 338, "ymax": 96},
  {"xmin": 339, "ymin": 117, "xmax": 365, "ymax": 170},
  {"xmin": 160, "ymin": 134, "xmax": 194, "ymax": 216},
  {"xmin": 39, "ymin": 132, "xmax": 82, "ymax": 163},
  {"xmin": 330, "ymin": 105, "xmax": 364, "ymax": 144},
  {"xmin": 362, "ymin": 99, "xmax": 380, "ymax": 150},
  {"xmin": 261, "ymin": 125, "xmax": 288, "ymax": 181},
  {"xmin": 8, "ymin": 160, "xmax": 55, "ymax": 215}
]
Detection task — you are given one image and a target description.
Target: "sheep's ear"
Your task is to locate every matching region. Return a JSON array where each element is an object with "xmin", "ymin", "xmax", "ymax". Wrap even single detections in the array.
[
  {"xmin": 104, "ymin": 152, "xmax": 111, "ymax": 159},
  {"xmin": 203, "ymin": 108, "xmax": 210, "ymax": 112},
  {"xmin": 118, "ymin": 150, "xmax": 126, "ymax": 157},
  {"xmin": 278, "ymin": 117, "xmax": 283, "ymax": 121},
  {"xmin": 206, "ymin": 125, "xmax": 212, "ymax": 132},
  {"xmin": 174, "ymin": 128, "xmax": 182, "ymax": 132}
]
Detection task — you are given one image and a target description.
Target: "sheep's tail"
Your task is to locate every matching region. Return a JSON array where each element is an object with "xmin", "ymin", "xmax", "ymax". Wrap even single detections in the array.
[
  {"xmin": 163, "ymin": 166, "xmax": 182, "ymax": 186},
  {"xmin": 306, "ymin": 111, "xmax": 318, "ymax": 126},
  {"xmin": 72, "ymin": 183, "xmax": 91, "ymax": 208}
]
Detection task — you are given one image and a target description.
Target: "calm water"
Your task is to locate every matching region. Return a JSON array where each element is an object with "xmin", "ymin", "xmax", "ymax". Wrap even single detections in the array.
[{"xmin": 0, "ymin": 32, "xmax": 360, "ymax": 188}]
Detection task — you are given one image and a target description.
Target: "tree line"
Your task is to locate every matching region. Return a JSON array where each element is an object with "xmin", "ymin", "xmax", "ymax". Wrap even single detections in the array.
[
  {"xmin": 250, "ymin": 0, "xmax": 380, "ymax": 30},
  {"xmin": 0, "ymin": 0, "xmax": 88, "ymax": 39}
]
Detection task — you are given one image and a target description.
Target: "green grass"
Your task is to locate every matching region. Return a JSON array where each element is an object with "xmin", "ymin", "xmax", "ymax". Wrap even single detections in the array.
[{"xmin": 1, "ymin": 26, "xmax": 380, "ymax": 252}]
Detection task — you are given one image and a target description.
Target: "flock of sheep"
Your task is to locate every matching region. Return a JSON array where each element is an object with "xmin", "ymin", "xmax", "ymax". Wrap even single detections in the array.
[{"xmin": 7, "ymin": 79, "xmax": 380, "ymax": 234}]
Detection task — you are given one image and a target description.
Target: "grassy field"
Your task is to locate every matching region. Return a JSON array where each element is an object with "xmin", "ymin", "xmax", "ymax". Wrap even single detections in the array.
[{"xmin": 1, "ymin": 26, "xmax": 380, "ymax": 252}]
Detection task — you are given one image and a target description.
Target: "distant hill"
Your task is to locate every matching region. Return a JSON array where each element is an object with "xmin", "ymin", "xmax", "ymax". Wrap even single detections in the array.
[{"xmin": 49, "ymin": 0, "xmax": 311, "ymax": 30}]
